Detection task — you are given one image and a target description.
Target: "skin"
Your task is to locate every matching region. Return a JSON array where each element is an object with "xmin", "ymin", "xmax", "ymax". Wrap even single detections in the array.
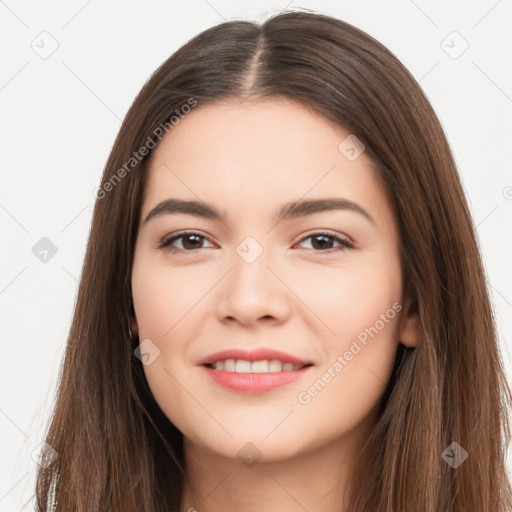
[{"xmin": 130, "ymin": 98, "xmax": 420, "ymax": 512}]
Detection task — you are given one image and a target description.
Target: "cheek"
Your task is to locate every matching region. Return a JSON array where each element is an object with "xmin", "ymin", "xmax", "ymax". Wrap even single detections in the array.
[
  {"xmin": 292, "ymin": 254, "xmax": 402, "ymax": 344},
  {"xmin": 292, "ymin": 270, "xmax": 401, "ymax": 443},
  {"xmin": 131, "ymin": 256, "xmax": 214, "ymax": 430},
  {"xmin": 131, "ymin": 256, "xmax": 210, "ymax": 338},
  {"xmin": 294, "ymin": 254, "xmax": 402, "ymax": 402}
]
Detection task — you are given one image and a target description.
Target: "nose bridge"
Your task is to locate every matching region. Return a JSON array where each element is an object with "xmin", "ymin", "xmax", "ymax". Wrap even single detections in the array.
[
  {"xmin": 231, "ymin": 234, "xmax": 273, "ymax": 297},
  {"xmin": 235, "ymin": 234, "xmax": 267, "ymax": 266},
  {"xmin": 217, "ymin": 234, "xmax": 288, "ymax": 324}
]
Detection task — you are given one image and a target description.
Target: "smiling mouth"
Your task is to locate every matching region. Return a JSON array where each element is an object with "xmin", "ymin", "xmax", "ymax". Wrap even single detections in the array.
[{"xmin": 204, "ymin": 359, "xmax": 314, "ymax": 373}]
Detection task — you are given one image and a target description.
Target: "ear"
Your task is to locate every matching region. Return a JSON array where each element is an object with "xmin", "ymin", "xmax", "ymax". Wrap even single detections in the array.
[
  {"xmin": 130, "ymin": 314, "xmax": 139, "ymax": 335},
  {"xmin": 397, "ymin": 291, "xmax": 421, "ymax": 348},
  {"xmin": 129, "ymin": 300, "xmax": 139, "ymax": 335}
]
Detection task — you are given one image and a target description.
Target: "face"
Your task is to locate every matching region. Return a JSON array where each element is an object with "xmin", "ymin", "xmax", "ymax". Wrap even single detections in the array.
[{"xmin": 130, "ymin": 98, "xmax": 418, "ymax": 463}]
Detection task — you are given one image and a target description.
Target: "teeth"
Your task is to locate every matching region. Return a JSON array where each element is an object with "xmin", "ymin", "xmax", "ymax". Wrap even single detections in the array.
[
  {"xmin": 211, "ymin": 358, "xmax": 305, "ymax": 373},
  {"xmin": 268, "ymin": 359, "xmax": 283, "ymax": 372},
  {"xmin": 235, "ymin": 360, "xmax": 252, "ymax": 373},
  {"xmin": 224, "ymin": 359, "xmax": 236, "ymax": 372},
  {"xmin": 251, "ymin": 360, "xmax": 269, "ymax": 373}
]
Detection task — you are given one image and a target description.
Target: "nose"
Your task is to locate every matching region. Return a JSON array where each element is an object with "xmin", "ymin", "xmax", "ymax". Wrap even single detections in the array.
[{"xmin": 215, "ymin": 247, "xmax": 291, "ymax": 327}]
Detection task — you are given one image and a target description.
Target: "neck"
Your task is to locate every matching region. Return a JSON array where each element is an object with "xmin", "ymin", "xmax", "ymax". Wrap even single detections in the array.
[{"xmin": 179, "ymin": 411, "xmax": 376, "ymax": 512}]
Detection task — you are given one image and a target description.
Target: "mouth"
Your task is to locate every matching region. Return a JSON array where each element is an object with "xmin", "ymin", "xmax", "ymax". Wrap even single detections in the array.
[
  {"xmin": 200, "ymin": 358, "xmax": 314, "ymax": 394},
  {"xmin": 204, "ymin": 359, "xmax": 313, "ymax": 373}
]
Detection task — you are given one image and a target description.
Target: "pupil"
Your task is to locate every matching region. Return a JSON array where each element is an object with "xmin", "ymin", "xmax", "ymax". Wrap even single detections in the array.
[
  {"xmin": 312, "ymin": 235, "xmax": 332, "ymax": 250},
  {"xmin": 183, "ymin": 235, "xmax": 202, "ymax": 249}
]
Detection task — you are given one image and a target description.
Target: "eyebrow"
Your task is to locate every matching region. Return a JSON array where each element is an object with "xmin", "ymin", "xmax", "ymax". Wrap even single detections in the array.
[{"xmin": 143, "ymin": 197, "xmax": 375, "ymax": 225}]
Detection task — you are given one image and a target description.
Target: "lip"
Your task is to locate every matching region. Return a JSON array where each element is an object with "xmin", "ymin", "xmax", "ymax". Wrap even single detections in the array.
[
  {"xmin": 201, "ymin": 364, "xmax": 313, "ymax": 394},
  {"xmin": 197, "ymin": 347, "xmax": 313, "ymax": 366}
]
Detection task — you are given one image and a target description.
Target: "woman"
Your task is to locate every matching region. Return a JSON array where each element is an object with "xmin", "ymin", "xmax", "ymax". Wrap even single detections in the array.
[{"xmin": 37, "ymin": 9, "xmax": 512, "ymax": 512}]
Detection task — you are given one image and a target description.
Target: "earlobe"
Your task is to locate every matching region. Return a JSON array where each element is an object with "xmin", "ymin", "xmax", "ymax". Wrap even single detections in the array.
[{"xmin": 398, "ymin": 294, "xmax": 421, "ymax": 348}]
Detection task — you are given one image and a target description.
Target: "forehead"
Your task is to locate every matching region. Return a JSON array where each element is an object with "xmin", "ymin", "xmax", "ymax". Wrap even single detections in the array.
[{"xmin": 141, "ymin": 99, "xmax": 393, "ymax": 228}]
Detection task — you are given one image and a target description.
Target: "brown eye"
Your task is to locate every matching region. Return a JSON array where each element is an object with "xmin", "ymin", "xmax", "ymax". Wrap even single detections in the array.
[
  {"xmin": 158, "ymin": 232, "xmax": 215, "ymax": 252},
  {"xmin": 158, "ymin": 231, "xmax": 353, "ymax": 255},
  {"xmin": 297, "ymin": 232, "xmax": 353, "ymax": 253}
]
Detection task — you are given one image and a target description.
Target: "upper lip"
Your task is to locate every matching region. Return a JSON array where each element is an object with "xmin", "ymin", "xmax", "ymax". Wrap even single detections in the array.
[{"xmin": 198, "ymin": 348, "xmax": 313, "ymax": 366}]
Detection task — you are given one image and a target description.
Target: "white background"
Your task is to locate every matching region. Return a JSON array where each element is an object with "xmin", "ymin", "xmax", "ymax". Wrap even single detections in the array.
[{"xmin": 1, "ymin": 1, "xmax": 511, "ymax": 510}]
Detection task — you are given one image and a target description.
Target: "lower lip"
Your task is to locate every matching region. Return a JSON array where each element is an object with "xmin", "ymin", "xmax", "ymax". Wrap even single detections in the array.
[{"xmin": 201, "ymin": 365, "xmax": 313, "ymax": 394}]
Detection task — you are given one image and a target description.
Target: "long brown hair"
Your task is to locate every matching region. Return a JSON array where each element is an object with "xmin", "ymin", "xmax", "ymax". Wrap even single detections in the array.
[{"xmin": 35, "ymin": 9, "xmax": 512, "ymax": 511}]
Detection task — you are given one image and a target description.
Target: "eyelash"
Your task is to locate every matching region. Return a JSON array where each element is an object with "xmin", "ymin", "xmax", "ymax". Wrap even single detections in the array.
[{"xmin": 157, "ymin": 230, "xmax": 354, "ymax": 255}]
